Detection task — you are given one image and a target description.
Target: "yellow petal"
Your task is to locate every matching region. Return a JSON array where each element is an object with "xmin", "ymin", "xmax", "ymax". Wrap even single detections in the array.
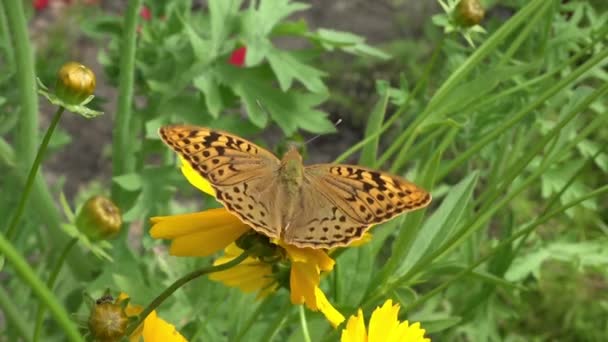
[
  {"xmin": 149, "ymin": 209, "xmax": 250, "ymax": 257},
  {"xmin": 168, "ymin": 223, "xmax": 250, "ymax": 257},
  {"xmin": 289, "ymin": 261, "xmax": 320, "ymax": 308},
  {"xmin": 315, "ymin": 287, "xmax": 345, "ymax": 328},
  {"xmin": 341, "ymin": 309, "xmax": 367, "ymax": 342},
  {"xmin": 367, "ymin": 300, "xmax": 400, "ymax": 342},
  {"xmin": 394, "ymin": 321, "xmax": 431, "ymax": 342},
  {"xmin": 282, "ymin": 243, "xmax": 335, "ymax": 272},
  {"xmin": 180, "ymin": 156, "xmax": 216, "ymax": 196},
  {"xmin": 142, "ymin": 310, "xmax": 188, "ymax": 342},
  {"xmin": 150, "ymin": 209, "xmax": 245, "ymax": 239},
  {"xmin": 209, "ymin": 244, "xmax": 277, "ymax": 294},
  {"xmin": 347, "ymin": 232, "xmax": 373, "ymax": 248}
]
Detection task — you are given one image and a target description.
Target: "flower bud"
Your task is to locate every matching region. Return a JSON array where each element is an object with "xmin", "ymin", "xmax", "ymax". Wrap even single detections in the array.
[
  {"xmin": 88, "ymin": 295, "xmax": 128, "ymax": 341},
  {"xmin": 76, "ymin": 196, "xmax": 122, "ymax": 241},
  {"xmin": 55, "ymin": 62, "xmax": 96, "ymax": 105},
  {"xmin": 455, "ymin": 0, "xmax": 485, "ymax": 27}
]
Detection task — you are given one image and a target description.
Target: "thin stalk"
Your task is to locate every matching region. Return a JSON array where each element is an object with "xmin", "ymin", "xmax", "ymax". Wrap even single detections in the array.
[
  {"xmin": 6, "ymin": 107, "xmax": 65, "ymax": 240},
  {"xmin": 299, "ymin": 306, "xmax": 312, "ymax": 342},
  {"xmin": 0, "ymin": 232, "xmax": 83, "ymax": 342},
  {"xmin": 475, "ymin": 82, "xmax": 608, "ymax": 212},
  {"xmin": 0, "ymin": 286, "xmax": 32, "ymax": 341},
  {"xmin": 403, "ymin": 184, "xmax": 608, "ymax": 312},
  {"xmin": 124, "ymin": 251, "xmax": 249, "ymax": 337},
  {"xmin": 0, "ymin": 1, "xmax": 14, "ymax": 68},
  {"xmin": 333, "ymin": 36, "xmax": 444, "ymax": 164},
  {"xmin": 261, "ymin": 302, "xmax": 291, "ymax": 342},
  {"xmin": 4, "ymin": 0, "xmax": 39, "ymax": 169},
  {"xmin": 33, "ymin": 237, "xmax": 79, "ymax": 342},
  {"xmin": 233, "ymin": 298, "xmax": 270, "ymax": 342},
  {"xmin": 111, "ymin": 0, "xmax": 142, "ymax": 202},
  {"xmin": 438, "ymin": 48, "xmax": 608, "ymax": 179}
]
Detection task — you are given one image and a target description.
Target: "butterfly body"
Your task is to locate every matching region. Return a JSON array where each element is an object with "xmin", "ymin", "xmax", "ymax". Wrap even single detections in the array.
[{"xmin": 159, "ymin": 125, "xmax": 431, "ymax": 249}]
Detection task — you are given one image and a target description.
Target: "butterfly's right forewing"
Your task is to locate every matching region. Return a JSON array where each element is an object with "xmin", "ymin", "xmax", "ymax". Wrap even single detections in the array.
[{"xmin": 283, "ymin": 164, "xmax": 431, "ymax": 248}]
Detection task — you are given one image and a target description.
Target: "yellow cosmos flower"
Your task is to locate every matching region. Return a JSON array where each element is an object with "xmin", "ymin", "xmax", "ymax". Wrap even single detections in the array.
[
  {"xmin": 341, "ymin": 299, "xmax": 430, "ymax": 342},
  {"xmin": 151, "ymin": 157, "xmax": 345, "ymax": 327}
]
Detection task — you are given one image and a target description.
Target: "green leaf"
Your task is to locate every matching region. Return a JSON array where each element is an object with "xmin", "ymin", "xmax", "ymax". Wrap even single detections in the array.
[
  {"xmin": 193, "ymin": 74, "xmax": 224, "ymax": 118},
  {"xmin": 267, "ymin": 49, "xmax": 327, "ymax": 93},
  {"xmin": 183, "ymin": 21, "xmax": 213, "ymax": 64},
  {"xmin": 396, "ymin": 172, "xmax": 479, "ymax": 277},
  {"xmin": 309, "ymin": 29, "xmax": 390, "ymax": 59},
  {"xmin": 209, "ymin": 0, "xmax": 243, "ymax": 57},
  {"xmin": 359, "ymin": 85, "xmax": 389, "ymax": 166},
  {"xmin": 112, "ymin": 173, "xmax": 143, "ymax": 192},
  {"xmin": 217, "ymin": 65, "xmax": 333, "ymax": 134},
  {"xmin": 506, "ymin": 240, "xmax": 608, "ymax": 282}
]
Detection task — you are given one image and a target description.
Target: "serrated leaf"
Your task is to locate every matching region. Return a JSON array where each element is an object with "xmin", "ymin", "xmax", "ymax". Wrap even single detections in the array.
[
  {"xmin": 194, "ymin": 75, "xmax": 223, "ymax": 118},
  {"xmin": 267, "ymin": 49, "xmax": 327, "ymax": 93},
  {"xmin": 209, "ymin": 0, "xmax": 243, "ymax": 57}
]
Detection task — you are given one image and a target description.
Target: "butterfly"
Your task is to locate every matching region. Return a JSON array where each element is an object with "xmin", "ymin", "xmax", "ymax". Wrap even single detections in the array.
[{"xmin": 159, "ymin": 125, "xmax": 431, "ymax": 249}]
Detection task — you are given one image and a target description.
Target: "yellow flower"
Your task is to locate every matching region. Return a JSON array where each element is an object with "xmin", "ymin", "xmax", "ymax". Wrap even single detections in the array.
[
  {"xmin": 341, "ymin": 299, "xmax": 430, "ymax": 342},
  {"xmin": 209, "ymin": 243, "xmax": 278, "ymax": 297},
  {"xmin": 151, "ymin": 157, "xmax": 345, "ymax": 327},
  {"xmin": 89, "ymin": 293, "xmax": 187, "ymax": 342}
]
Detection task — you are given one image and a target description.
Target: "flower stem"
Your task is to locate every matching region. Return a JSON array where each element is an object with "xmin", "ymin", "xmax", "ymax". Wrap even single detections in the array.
[
  {"xmin": 0, "ymin": 232, "xmax": 83, "ymax": 342},
  {"xmin": 111, "ymin": 0, "xmax": 141, "ymax": 204},
  {"xmin": 4, "ymin": 0, "xmax": 39, "ymax": 170},
  {"xmin": 124, "ymin": 251, "xmax": 250, "ymax": 337},
  {"xmin": 33, "ymin": 237, "xmax": 78, "ymax": 342},
  {"xmin": 6, "ymin": 107, "xmax": 65, "ymax": 240},
  {"xmin": 299, "ymin": 306, "xmax": 312, "ymax": 342}
]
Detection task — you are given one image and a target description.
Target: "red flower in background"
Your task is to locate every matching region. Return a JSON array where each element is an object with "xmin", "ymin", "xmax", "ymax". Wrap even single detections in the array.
[
  {"xmin": 229, "ymin": 47, "xmax": 247, "ymax": 67},
  {"xmin": 33, "ymin": 0, "xmax": 49, "ymax": 10},
  {"xmin": 140, "ymin": 6, "xmax": 152, "ymax": 21}
]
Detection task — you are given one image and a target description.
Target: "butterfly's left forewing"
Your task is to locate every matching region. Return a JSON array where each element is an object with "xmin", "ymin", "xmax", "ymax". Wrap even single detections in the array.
[{"xmin": 159, "ymin": 125, "xmax": 282, "ymax": 238}]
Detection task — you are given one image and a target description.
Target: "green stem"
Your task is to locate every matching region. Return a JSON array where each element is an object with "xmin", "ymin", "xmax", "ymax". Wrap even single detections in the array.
[
  {"xmin": 33, "ymin": 237, "xmax": 78, "ymax": 342},
  {"xmin": 403, "ymin": 184, "xmax": 608, "ymax": 312},
  {"xmin": 111, "ymin": 0, "xmax": 142, "ymax": 203},
  {"xmin": 4, "ymin": 0, "xmax": 39, "ymax": 169},
  {"xmin": 0, "ymin": 232, "xmax": 83, "ymax": 342},
  {"xmin": 124, "ymin": 251, "xmax": 249, "ymax": 337},
  {"xmin": 438, "ymin": 47, "xmax": 608, "ymax": 180},
  {"xmin": 299, "ymin": 306, "xmax": 312, "ymax": 342},
  {"xmin": 261, "ymin": 302, "xmax": 291, "ymax": 342},
  {"xmin": 333, "ymin": 36, "xmax": 444, "ymax": 164},
  {"xmin": 233, "ymin": 298, "xmax": 270, "ymax": 342},
  {"xmin": 6, "ymin": 107, "xmax": 65, "ymax": 240},
  {"xmin": 0, "ymin": 286, "xmax": 32, "ymax": 341}
]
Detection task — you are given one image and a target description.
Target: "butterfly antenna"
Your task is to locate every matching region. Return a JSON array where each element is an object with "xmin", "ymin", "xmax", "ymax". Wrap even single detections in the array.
[{"xmin": 303, "ymin": 118, "xmax": 343, "ymax": 146}]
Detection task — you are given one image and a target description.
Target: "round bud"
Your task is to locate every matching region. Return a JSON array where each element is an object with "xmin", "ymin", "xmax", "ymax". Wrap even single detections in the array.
[
  {"xmin": 76, "ymin": 196, "xmax": 122, "ymax": 241},
  {"xmin": 88, "ymin": 297, "xmax": 128, "ymax": 341},
  {"xmin": 55, "ymin": 62, "xmax": 96, "ymax": 105},
  {"xmin": 455, "ymin": 0, "xmax": 485, "ymax": 27}
]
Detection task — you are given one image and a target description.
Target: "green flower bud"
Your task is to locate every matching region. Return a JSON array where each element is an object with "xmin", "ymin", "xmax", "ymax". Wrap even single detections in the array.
[
  {"xmin": 55, "ymin": 62, "xmax": 96, "ymax": 105},
  {"xmin": 76, "ymin": 196, "xmax": 122, "ymax": 241},
  {"xmin": 455, "ymin": 0, "xmax": 485, "ymax": 27},
  {"xmin": 88, "ymin": 294, "xmax": 128, "ymax": 342}
]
